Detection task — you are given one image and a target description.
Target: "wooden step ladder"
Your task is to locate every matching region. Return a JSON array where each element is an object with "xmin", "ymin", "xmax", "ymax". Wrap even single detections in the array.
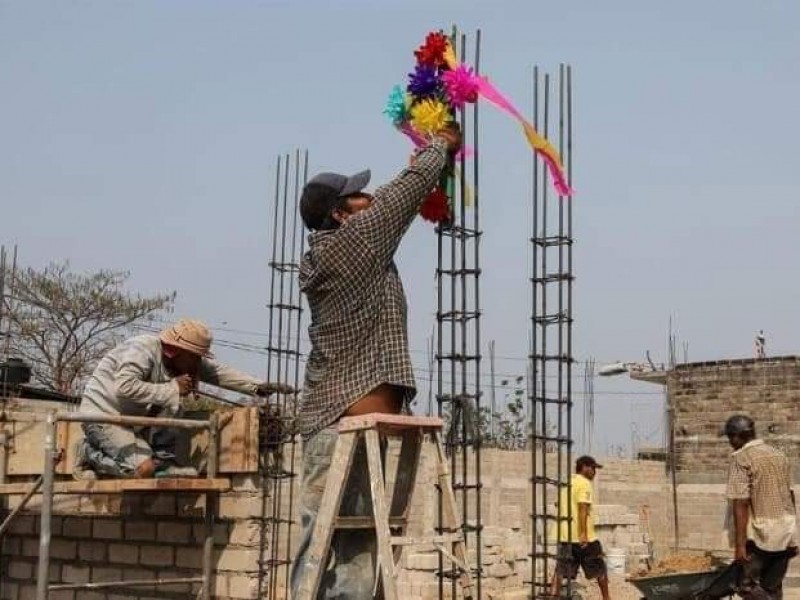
[{"xmin": 294, "ymin": 413, "xmax": 475, "ymax": 600}]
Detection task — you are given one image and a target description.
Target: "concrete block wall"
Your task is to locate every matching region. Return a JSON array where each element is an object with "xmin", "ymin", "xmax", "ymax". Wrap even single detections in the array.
[
  {"xmin": 668, "ymin": 356, "xmax": 800, "ymax": 483},
  {"xmin": 0, "ymin": 474, "xmax": 268, "ymax": 600}
]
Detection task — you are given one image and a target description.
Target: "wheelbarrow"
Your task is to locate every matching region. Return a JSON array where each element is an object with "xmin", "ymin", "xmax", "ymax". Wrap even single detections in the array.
[{"xmin": 627, "ymin": 567, "xmax": 734, "ymax": 600}]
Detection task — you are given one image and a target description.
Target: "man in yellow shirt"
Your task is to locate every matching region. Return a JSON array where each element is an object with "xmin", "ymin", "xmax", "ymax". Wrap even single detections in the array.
[{"xmin": 550, "ymin": 455, "xmax": 611, "ymax": 600}]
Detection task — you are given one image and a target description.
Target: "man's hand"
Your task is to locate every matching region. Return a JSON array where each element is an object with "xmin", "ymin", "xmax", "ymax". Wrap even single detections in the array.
[
  {"xmin": 435, "ymin": 123, "xmax": 462, "ymax": 155},
  {"xmin": 256, "ymin": 382, "xmax": 296, "ymax": 397},
  {"xmin": 579, "ymin": 533, "xmax": 590, "ymax": 548},
  {"xmin": 175, "ymin": 374, "xmax": 195, "ymax": 396},
  {"xmin": 735, "ymin": 543, "xmax": 750, "ymax": 563}
]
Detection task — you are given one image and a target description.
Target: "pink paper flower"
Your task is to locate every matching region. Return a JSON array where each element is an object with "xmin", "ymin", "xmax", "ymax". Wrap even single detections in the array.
[{"xmin": 442, "ymin": 64, "xmax": 480, "ymax": 109}]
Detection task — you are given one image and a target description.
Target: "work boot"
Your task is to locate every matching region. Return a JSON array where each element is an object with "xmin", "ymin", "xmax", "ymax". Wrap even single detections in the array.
[{"xmin": 71, "ymin": 441, "xmax": 97, "ymax": 481}]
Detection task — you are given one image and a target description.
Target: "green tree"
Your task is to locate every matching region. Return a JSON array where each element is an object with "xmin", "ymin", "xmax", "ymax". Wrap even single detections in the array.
[{"xmin": 2, "ymin": 262, "xmax": 174, "ymax": 394}]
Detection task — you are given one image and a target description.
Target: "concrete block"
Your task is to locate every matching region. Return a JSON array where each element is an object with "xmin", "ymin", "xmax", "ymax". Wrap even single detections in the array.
[
  {"xmin": 62, "ymin": 517, "xmax": 93, "ymax": 538},
  {"xmin": 51, "ymin": 539, "xmax": 78, "ymax": 560},
  {"xmin": 228, "ymin": 574, "xmax": 259, "ymax": 598},
  {"xmin": 216, "ymin": 548, "xmax": 260, "ymax": 572},
  {"xmin": 156, "ymin": 521, "xmax": 191, "ymax": 544},
  {"xmin": 7, "ymin": 560, "xmax": 34, "ymax": 580},
  {"xmin": 108, "ymin": 543, "xmax": 139, "ymax": 564},
  {"xmin": 139, "ymin": 544, "xmax": 174, "ymax": 567},
  {"xmin": 487, "ymin": 562, "xmax": 513, "ymax": 578},
  {"xmin": 176, "ymin": 546, "xmax": 204, "ymax": 569},
  {"xmin": 22, "ymin": 537, "xmax": 39, "ymax": 557},
  {"xmin": 405, "ymin": 553, "xmax": 440, "ymax": 571},
  {"xmin": 62, "ymin": 564, "xmax": 91, "ymax": 583},
  {"xmin": 0, "ymin": 581, "xmax": 18, "ymax": 600},
  {"xmin": 141, "ymin": 494, "xmax": 176, "ymax": 516},
  {"xmin": 124, "ymin": 520, "xmax": 156, "ymax": 541},
  {"xmin": 5, "ymin": 515, "xmax": 35, "ymax": 535},
  {"xmin": 92, "ymin": 519, "xmax": 122, "ymax": 540},
  {"xmin": 219, "ymin": 494, "xmax": 263, "ymax": 519},
  {"xmin": 78, "ymin": 540, "xmax": 108, "ymax": 562},
  {"xmin": 228, "ymin": 520, "xmax": 261, "ymax": 546}
]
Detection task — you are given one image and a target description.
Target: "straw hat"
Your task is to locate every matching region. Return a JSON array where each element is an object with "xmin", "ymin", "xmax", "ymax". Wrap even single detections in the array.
[{"xmin": 159, "ymin": 319, "xmax": 214, "ymax": 358}]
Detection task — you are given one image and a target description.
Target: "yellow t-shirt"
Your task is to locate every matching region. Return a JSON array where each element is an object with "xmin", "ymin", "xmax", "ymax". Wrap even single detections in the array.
[{"xmin": 557, "ymin": 473, "xmax": 597, "ymax": 543}]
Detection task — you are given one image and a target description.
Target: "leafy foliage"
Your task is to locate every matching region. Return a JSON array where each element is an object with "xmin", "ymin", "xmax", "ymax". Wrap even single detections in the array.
[{"xmin": 2, "ymin": 262, "xmax": 174, "ymax": 394}]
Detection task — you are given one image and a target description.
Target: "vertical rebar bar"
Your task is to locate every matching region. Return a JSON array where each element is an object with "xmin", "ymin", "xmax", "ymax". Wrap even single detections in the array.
[
  {"xmin": 202, "ymin": 413, "xmax": 219, "ymax": 600},
  {"xmin": 282, "ymin": 149, "xmax": 308, "ymax": 591},
  {"xmin": 529, "ymin": 65, "xmax": 540, "ymax": 591},
  {"xmin": 35, "ymin": 412, "xmax": 57, "ymax": 600},
  {"xmin": 435, "ymin": 26, "xmax": 483, "ymax": 598},
  {"xmin": 259, "ymin": 154, "xmax": 283, "ymax": 599},
  {"xmin": 529, "ymin": 64, "xmax": 575, "ymax": 598}
]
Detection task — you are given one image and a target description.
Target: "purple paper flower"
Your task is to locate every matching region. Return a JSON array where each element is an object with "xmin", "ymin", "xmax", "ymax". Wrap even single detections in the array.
[{"xmin": 407, "ymin": 64, "xmax": 440, "ymax": 99}]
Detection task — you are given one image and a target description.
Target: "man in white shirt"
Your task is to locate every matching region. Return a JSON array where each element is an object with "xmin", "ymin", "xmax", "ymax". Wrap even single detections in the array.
[{"xmin": 75, "ymin": 319, "xmax": 288, "ymax": 479}]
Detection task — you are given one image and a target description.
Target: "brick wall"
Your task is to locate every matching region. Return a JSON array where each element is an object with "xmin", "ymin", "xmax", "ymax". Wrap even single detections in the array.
[
  {"xmin": 0, "ymin": 474, "xmax": 268, "ymax": 600},
  {"xmin": 668, "ymin": 356, "xmax": 800, "ymax": 483}
]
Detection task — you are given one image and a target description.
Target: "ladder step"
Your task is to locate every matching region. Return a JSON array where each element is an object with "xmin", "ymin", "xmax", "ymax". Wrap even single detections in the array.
[
  {"xmin": 390, "ymin": 533, "xmax": 463, "ymax": 546},
  {"xmin": 335, "ymin": 516, "xmax": 407, "ymax": 529}
]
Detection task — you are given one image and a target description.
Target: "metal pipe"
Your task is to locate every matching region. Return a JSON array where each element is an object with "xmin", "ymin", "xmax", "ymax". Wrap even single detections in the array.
[
  {"xmin": 55, "ymin": 412, "xmax": 210, "ymax": 430},
  {"xmin": 0, "ymin": 430, "xmax": 8, "ymax": 484},
  {"xmin": 49, "ymin": 577, "xmax": 203, "ymax": 591},
  {"xmin": 202, "ymin": 412, "xmax": 219, "ymax": 600},
  {"xmin": 0, "ymin": 475, "xmax": 43, "ymax": 537},
  {"xmin": 35, "ymin": 412, "xmax": 56, "ymax": 600}
]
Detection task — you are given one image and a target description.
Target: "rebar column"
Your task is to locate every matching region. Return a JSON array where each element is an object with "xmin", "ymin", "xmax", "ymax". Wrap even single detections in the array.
[
  {"xmin": 529, "ymin": 64, "xmax": 574, "ymax": 597},
  {"xmin": 259, "ymin": 150, "xmax": 308, "ymax": 600},
  {"xmin": 435, "ymin": 27, "xmax": 483, "ymax": 600}
]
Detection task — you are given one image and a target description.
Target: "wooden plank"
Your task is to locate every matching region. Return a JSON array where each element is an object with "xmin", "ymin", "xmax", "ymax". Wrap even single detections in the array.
[
  {"xmin": 337, "ymin": 413, "xmax": 443, "ymax": 433},
  {"xmin": 390, "ymin": 534, "xmax": 463, "ymax": 546},
  {"xmin": 335, "ymin": 516, "xmax": 407, "ymax": 529},
  {"xmin": 433, "ymin": 432, "xmax": 475, "ymax": 598},
  {"xmin": 2, "ymin": 420, "xmax": 81, "ymax": 476},
  {"xmin": 365, "ymin": 429, "xmax": 398, "ymax": 600},
  {"xmin": 191, "ymin": 407, "xmax": 259, "ymax": 473},
  {"xmin": 295, "ymin": 431, "xmax": 357, "ymax": 600},
  {"xmin": 0, "ymin": 477, "xmax": 231, "ymax": 495}
]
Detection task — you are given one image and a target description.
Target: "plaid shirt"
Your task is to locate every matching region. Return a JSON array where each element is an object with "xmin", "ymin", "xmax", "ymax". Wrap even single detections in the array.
[
  {"xmin": 726, "ymin": 439, "xmax": 797, "ymax": 551},
  {"xmin": 297, "ymin": 138, "xmax": 448, "ymax": 437}
]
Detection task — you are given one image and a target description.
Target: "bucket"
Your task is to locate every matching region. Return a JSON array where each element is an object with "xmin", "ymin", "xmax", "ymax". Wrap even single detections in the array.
[{"xmin": 606, "ymin": 547, "xmax": 627, "ymax": 575}]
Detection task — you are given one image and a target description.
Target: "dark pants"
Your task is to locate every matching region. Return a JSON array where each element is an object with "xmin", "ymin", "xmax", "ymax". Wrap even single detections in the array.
[
  {"xmin": 699, "ymin": 541, "xmax": 795, "ymax": 600},
  {"xmin": 556, "ymin": 540, "xmax": 608, "ymax": 580}
]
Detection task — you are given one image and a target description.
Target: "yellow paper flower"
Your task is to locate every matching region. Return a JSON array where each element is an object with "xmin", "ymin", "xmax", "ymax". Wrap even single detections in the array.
[{"xmin": 410, "ymin": 99, "xmax": 452, "ymax": 135}]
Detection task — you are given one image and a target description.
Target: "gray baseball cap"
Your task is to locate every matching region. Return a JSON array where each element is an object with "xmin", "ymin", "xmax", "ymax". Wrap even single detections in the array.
[
  {"xmin": 307, "ymin": 170, "xmax": 371, "ymax": 198},
  {"xmin": 300, "ymin": 170, "xmax": 371, "ymax": 230}
]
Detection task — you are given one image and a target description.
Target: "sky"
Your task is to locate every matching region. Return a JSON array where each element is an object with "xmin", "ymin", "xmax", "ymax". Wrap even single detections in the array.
[{"xmin": 2, "ymin": 1, "xmax": 799, "ymax": 455}]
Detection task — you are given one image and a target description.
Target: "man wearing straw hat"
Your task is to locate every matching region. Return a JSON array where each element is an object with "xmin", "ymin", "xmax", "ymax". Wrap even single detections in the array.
[{"xmin": 74, "ymin": 318, "xmax": 290, "ymax": 479}]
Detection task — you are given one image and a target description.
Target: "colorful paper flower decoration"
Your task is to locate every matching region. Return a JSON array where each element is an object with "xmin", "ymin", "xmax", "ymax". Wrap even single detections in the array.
[
  {"xmin": 410, "ymin": 99, "xmax": 451, "ymax": 135},
  {"xmin": 414, "ymin": 31, "xmax": 449, "ymax": 67},
  {"xmin": 442, "ymin": 64, "xmax": 480, "ymax": 109},
  {"xmin": 420, "ymin": 187, "xmax": 451, "ymax": 223},
  {"xmin": 383, "ymin": 85, "xmax": 409, "ymax": 125},
  {"xmin": 384, "ymin": 29, "xmax": 573, "ymax": 224}
]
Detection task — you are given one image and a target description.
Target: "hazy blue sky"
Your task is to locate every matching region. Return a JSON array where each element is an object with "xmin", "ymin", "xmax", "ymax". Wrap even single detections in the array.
[{"xmin": 2, "ymin": 1, "xmax": 799, "ymax": 455}]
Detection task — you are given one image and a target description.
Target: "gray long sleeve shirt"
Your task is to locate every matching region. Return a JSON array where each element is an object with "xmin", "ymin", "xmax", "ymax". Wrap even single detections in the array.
[{"xmin": 79, "ymin": 334, "xmax": 261, "ymax": 417}]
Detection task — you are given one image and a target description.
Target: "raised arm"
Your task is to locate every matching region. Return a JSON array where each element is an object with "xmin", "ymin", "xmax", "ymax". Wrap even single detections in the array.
[
  {"xmin": 198, "ymin": 359, "xmax": 262, "ymax": 395},
  {"xmin": 348, "ymin": 137, "xmax": 448, "ymax": 262}
]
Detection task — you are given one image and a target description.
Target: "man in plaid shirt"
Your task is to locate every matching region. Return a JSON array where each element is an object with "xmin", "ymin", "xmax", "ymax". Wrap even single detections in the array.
[
  {"xmin": 290, "ymin": 125, "xmax": 461, "ymax": 598},
  {"xmin": 701, "ymin": 415, "xmax": 797, "ymax": 599}
]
